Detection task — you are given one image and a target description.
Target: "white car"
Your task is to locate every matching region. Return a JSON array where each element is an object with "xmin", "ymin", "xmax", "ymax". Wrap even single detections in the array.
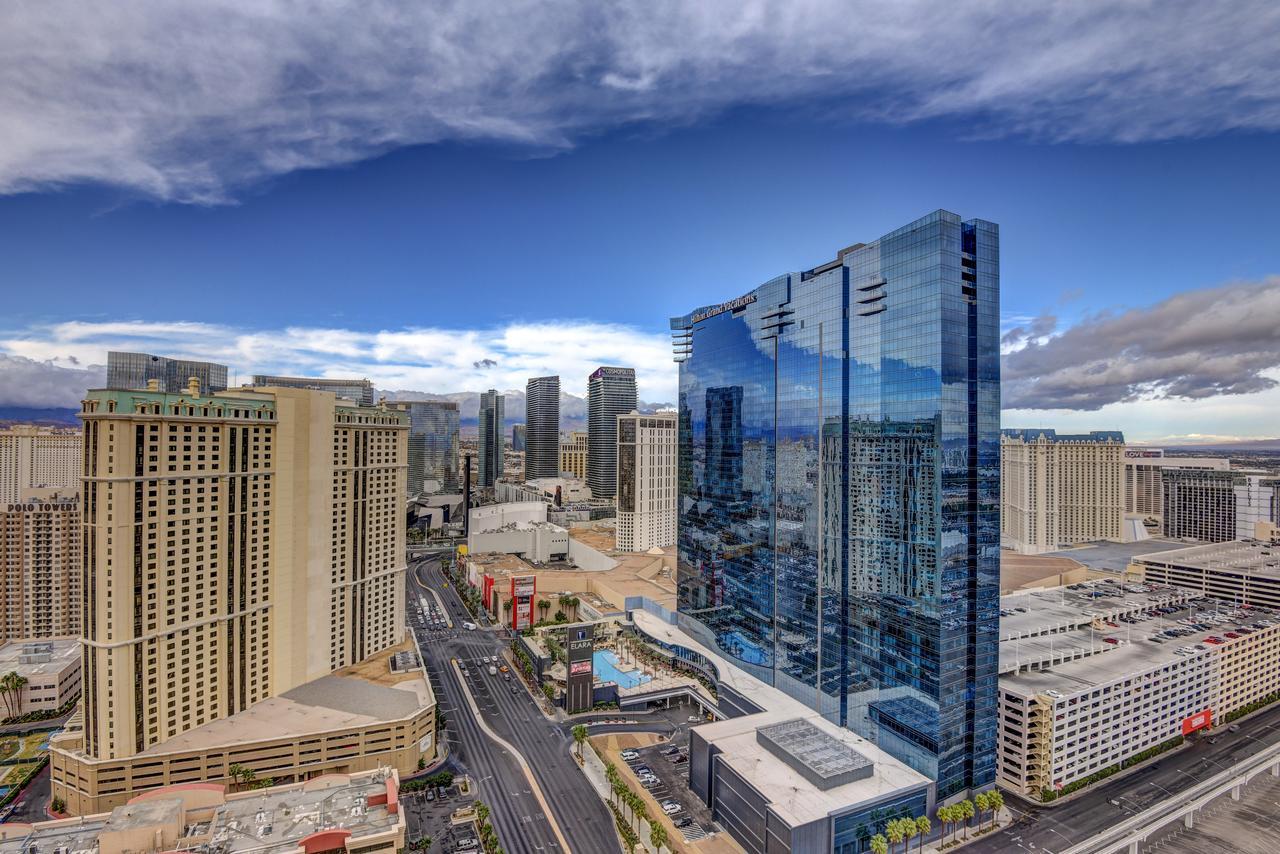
[
  {"xmin": 662, "ymin": 802, "xmax": 683, "ymax": 815},
  {"xmin": 620, "ymin": 750, "xmax": 639, "ymax": 761},
  {"xmin": 463, "ymin": 622, "xmax": 477, "ymax": 631}
]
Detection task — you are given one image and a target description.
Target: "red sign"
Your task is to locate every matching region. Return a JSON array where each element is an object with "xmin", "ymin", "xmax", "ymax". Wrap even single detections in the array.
[
  {"xmin": 570, "ymin": 660, "xmax": 592, "ymax": 675},
  {"xmin": 1182, "ymin": 709, "xmax": 1213, "ymax": 736}
]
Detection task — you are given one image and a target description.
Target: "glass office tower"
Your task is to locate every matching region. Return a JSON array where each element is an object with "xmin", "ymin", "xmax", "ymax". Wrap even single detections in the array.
[
  {"xmin": 393, "ymin": 400, "xmax": 460, "ymax": 495},
  {"xmin": 478, "ymin": 389, "xmax": 504, "ymax": 489},
  {"xmin": 107, "ymin": 351, "xmax": 228, "ymax": 394},
  {"xmin": 670, "ymin": 210, "xmax": 1000, "ymax": 798}
]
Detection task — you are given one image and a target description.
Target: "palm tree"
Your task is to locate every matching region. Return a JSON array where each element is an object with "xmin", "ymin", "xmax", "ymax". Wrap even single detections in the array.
[
  {"xmin": 0, "ymin": 672, "xmax": 27, "ymax": 719},
  {"xmin": 571, "ymin": 724, "xmax": 588, "ymax": 759},
  {"xmin": 502, "ymin": 599, "xmax": 513, "ymax": 622},
  {"xmin": 938, "ymin": 805, "xmax": 955, "ymax": 845},
  {"xmin": 987, "ymin": 790, "xmax": 1005, "ymax": 831},
  {"xmin": 567, "ymin": 596, "xmax": 581, "ymax": 621},
  {"xmin": 650, "ymin": 821, "xmax": 669, "ymax": 854},
  {"xmin": 537, "ymin": 599, "xmax": 551, "ymax": 621},
  {"xmin": 886, "ymin": 818, "xmax": 906, "ymax": 854},
  {"xmin": 914, "ymin": 816, "xmax": 930, "ymax": 853},
  {"xmin": 959, "ymin": 799, "xmax": 975, "ymax": 840},
  {"xmin": 975, "ymin": 791, "xmax": 990, "ymax": 831},
  {"xmin": 870, "ymin": 834, "xmax": 889, "ymax": 854}
]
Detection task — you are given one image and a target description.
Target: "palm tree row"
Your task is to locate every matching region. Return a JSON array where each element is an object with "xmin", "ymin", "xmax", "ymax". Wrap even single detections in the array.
[
  {"xmin": 602, "ymin": 760, "xmax": 672, "ymax": 853},
  {"xmin": 868, "ymin": 790, "xmax": 1005, "ymax": 853}
]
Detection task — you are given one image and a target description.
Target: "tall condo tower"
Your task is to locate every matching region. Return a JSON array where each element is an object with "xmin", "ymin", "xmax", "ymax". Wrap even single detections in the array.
[
  {"xmin": 524, "ymin": 376, "xmax": 561, "ymax": 479},
  {"xmin": 670, "ymin": 210, "xmax": 1001, "ymax": 799},
  {"xmin": 587, "ymin": 367, "xmax": 637, "ymax": 499},
  {"xmin": 478, "ymin": 389, "xmax": 504, "ymax": 488}
]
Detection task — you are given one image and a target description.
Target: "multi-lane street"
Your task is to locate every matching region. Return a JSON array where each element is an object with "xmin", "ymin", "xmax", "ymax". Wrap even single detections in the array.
[
  {"xmin": 406, "ymin": 555, "xmax": 621, "ymax": 854},
  {"xmin": 971, "ymin": 704, "xmax": 1280, "ymax": 853}
]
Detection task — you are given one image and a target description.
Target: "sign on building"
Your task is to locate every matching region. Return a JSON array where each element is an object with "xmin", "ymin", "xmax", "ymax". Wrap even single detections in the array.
[
  {"xmin": 566, "ymin": 624, "xmax": 595, "ymax": 714},
  {"xmin": 511, "ymin": 575, "xmax": 536, "ymax": 630}
]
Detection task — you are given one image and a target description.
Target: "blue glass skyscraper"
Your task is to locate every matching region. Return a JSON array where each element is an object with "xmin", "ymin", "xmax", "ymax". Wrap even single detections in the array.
[{"xmin": 671, "ymin": 210, "xmax": 1000, "ymax": 798}]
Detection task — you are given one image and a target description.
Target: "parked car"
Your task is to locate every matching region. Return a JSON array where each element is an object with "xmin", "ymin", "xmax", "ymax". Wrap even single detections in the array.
[
  {"xmin": 621, "ymin": 750, "xmax": 639, "ymax": 761},
  {"xmin": 662, "ymin": 801, "xmax": 683, "ymax": 814}
]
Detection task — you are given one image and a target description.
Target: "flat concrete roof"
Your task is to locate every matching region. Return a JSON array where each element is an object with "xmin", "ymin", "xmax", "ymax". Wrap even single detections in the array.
[
  {"xmin": 131, "ymin": 645, "xmax": 431, "ymax": 757},
  {"xmin": 1132, "ymin": 538, "xmax": 1280, "ymax": 579},
  {"xmin": 1001, "ymin": 588, "xmax": 1280, "ymax": 698},
  {"xmin": 1044, "ymin": 539, "xmax": 1193, "ymax": 573},
  {"xmin": 0, "ymin": 770, "xmax": 401, "ymax": 854},
  {"xmin": 632, "ymin": 610, "xmax": 929, "ymax": 828},
  {"xmin": 0, "ymin": 638, "xmax": 80, "ymax": 678}
]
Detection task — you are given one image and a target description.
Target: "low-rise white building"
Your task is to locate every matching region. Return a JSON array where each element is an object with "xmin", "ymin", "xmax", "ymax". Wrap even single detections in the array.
[{"xmin": 0, "ymin": 637, "xmax": 81, "ymax": 713}]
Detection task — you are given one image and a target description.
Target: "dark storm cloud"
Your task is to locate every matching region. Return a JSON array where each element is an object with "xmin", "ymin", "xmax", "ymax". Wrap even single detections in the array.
[{"xmin": 1004, "ymin": 279, "xmax": 1280, "ymax": 411}]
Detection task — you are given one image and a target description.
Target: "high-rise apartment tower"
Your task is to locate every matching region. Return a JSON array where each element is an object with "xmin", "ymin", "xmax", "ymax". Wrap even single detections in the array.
[
  {"xmin": 1000, "ymin": 429, "xmax": 1125, "ymax": 554},
  {"xmin": 392, "ymin": 400, "xmax": 460, "ymax": 494},
  {"xmin": 74, "ymin": 381, "xmax": 406, "ymax": 761},
  {"xmin": 616, "ymin": 411, "xmax": 677, "ymax": 552},
  {"xmin": 0, "ymin": 425, "xmax": 82, "ymax": 504},
  {"xmin": 524, "ymin": 376, "xmax": 560, "ymax": 479},
  {"xmin": 670, "ymin": 210, "xmax": 1000, "ymax": 798},
  {"xmin": 477, "ymin": 390, "xmax": 504, "ymax": 489},
  {"xmin": 587, "ymin": 367, "xmax": 637, "ymax": 499}
]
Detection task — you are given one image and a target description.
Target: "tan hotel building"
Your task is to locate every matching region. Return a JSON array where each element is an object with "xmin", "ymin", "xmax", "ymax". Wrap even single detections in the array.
[
  {"xmin": 1001, "ymin": 429, "xmax": 1125, "ymax": 555},
  {"xmin": 559, "ymin": 430, "xmax": 588, "ymax": 479},
  {"xmin": 52, "ymin": 381, "xmax": 434, "ymax": 815},
  {"xmin": 0, "ymin": 425, "xmax": 81, "ymax": 505},
  {"xmin": 1, "ymin": 488, "xmax": 81, "ymax": 643}
]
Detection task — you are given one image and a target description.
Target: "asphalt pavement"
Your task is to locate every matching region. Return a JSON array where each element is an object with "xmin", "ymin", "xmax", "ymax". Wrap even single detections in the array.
[
  {"xmin": 407, "ymin": 556, "xmax": 621, "ymax": 854},
  {"xmin": 970, "ymin": 703, "xmax": 1280, "ymax": 854}
]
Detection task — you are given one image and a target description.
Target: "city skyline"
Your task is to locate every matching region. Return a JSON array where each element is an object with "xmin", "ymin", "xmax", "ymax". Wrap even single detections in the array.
[{"xmin": 1, "ymin": 8, "xmax": 1279, "ymax": 443}]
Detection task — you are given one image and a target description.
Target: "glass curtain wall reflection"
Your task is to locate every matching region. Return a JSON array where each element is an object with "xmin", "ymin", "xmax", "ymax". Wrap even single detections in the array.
[{"xmin": 670, "ymin": 210, "xmax": 999, "ymax": 798}]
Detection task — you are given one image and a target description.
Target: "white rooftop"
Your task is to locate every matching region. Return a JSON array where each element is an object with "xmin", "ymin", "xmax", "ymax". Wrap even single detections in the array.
[{"xmin": 632, "ymin": 609, "xmax": 929, "ymax": 827}]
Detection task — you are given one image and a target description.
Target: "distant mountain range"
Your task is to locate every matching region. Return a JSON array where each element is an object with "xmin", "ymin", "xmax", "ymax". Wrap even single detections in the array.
[{"xmin": 0, "ymin": 406, "xmax": 80, "ymax": 426}]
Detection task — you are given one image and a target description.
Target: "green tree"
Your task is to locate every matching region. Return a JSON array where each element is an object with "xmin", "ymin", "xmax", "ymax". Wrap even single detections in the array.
[
  {"xmin": 650, "ymin": 821, "xmax": 669, "ymax": 854},
  {"xmin": 987, "ymin": 790, "xmax": 1005, "ymax": 830},
  {"xmin": 974, "ymin": 791, "xmax": 989, "ymax": 831},
  {"xmin": 959, "ymin": 799, "xmax": 975, "ymax": 840},
  {"xmin": 914, "ymin": 816, "xmax": 931, "ymax": 853},
  {"xmin": 572, "ymin": 724, "xmax": 589, "ymax": 759},
  {"xmin": 51, "ymin": 796, "xmax": 66, "ymax": 814},
  {"xmin": 870, "ymin": 834, "xmax": 889, "ymax": 854},
  {"xmin": 537, "ymin": 599, "xmax": 551, "ymax": 621},
  {"xmin": 886, "ymin": 818, "xmax": 907, "ymax": 854},
  {"xmin": 0, "ymin": 671, "xmax": 28, "ymax": 719},
  {"xmin": 938, "ymin": 805, "xmax": 955, "ymax": 845}
]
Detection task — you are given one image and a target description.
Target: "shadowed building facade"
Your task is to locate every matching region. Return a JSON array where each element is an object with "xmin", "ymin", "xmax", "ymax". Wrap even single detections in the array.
[{"xmin": 670, "ymin": 210, "xmax": 1000, "ymax": 801}]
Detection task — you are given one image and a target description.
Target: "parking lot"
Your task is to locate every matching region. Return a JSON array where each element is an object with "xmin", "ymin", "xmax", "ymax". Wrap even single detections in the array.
[
  {"xmin": 400, "ymin": 781, "xmax": 483, "ymax": 853},
  {"xmin": 619, "ymin": 731, "xmax": 716, "ymax": 845}
]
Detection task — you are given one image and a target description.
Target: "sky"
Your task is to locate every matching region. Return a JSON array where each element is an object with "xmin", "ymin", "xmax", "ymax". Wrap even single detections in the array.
[{"xmin": 1, "ymin": 1, "xmax": 1279, "ymax": 443}]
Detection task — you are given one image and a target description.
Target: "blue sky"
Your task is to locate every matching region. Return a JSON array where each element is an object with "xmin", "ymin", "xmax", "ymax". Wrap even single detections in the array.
[{"xmin": 2, "ymin": 1, "xmax": 1279, "ymax": 442}]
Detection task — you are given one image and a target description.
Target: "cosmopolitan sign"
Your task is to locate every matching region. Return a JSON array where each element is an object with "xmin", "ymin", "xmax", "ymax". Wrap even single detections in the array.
[{"xmin": 692, "ymin": 293, "xmax": 757, "ymax": 324}]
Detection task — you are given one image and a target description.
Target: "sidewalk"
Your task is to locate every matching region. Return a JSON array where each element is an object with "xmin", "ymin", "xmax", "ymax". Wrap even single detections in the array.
[
  {"xmin": 916, "ymin": 807, "xmax": 1013, "ymax": 853},
  {"xmin": 579, "ymin": 743, "xmax": 658, "ymax": 854}
]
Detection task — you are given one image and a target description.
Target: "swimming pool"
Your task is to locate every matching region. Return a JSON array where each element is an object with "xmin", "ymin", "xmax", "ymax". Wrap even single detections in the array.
[{"xmin": 593, "ymin": 650, "xmax": 652, "ymax": 689}]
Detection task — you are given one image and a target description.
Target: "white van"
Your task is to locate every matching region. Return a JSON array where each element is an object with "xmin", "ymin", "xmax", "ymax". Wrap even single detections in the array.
[{"xmin": 463, "ymin": 621, "xmax": 478, "ymax": 631}]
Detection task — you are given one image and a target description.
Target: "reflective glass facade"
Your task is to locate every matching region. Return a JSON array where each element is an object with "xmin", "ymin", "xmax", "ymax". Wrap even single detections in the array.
[
  {"xmin": 107, "ymin": 351, "xmax": 228, "ymax": 394},
  {"xmin": 394, "ymin": 400, "xmax": 460, "ymax": 494},
  {"xmin": 671, "ymin": 210, "xmax": 999, "ymax": 798}
]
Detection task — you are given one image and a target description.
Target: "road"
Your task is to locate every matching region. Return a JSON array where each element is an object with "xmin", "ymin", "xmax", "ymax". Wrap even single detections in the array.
[
  {"xmin": 407, "ymin": 556, "xmax": 621, "ymax": 854},
  {"xmin": 971, "ymin": 703, "xmax": 1280, "ymax": 854}
]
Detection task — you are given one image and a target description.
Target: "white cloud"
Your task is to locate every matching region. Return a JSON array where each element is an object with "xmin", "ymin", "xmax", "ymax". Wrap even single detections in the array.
[
  {"xmin": 0, "ymin": 318, "xmax": 677, "ymax": 408},
  {"xmin": 2, "ymin": 1, "xmax": 1278, "ymax": 202}
]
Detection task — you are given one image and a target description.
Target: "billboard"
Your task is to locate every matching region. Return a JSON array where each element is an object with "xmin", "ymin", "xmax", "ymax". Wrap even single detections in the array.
[
  {"xmin": 1181, "ymin": 709, "xmax": 1213, "ymax": 736},
  {"xmin": 1125, "ymin": 449, "xmax": 1164, "ymax": 459},
  {"xmin": 566, "ymin": 624, "xmax": 595, "ymax": 714},
  {"xmin": 511, "ymin": 575, "xmax": 535, "ymax": 630}
]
